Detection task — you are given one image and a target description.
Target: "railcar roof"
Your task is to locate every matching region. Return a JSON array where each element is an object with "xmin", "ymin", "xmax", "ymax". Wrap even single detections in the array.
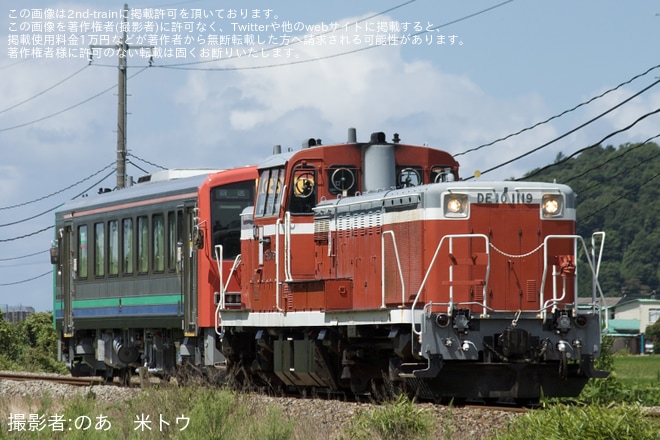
[{"xmin": 55, "ymin": 173, "xmax": 211, "ymax": 215}]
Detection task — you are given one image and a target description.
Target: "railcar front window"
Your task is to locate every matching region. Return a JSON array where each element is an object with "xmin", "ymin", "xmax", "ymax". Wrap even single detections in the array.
[
  {"xmin": 211, "ymin": 180, "xmax": 255, "ymax": 259},
  {"xmin": 78, "ymin": 225, "xmax": 88, "ymax": 279}
]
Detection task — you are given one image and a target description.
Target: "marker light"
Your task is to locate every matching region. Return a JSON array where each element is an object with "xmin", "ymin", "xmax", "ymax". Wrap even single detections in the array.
[
  {"xmin": 542, "ymin": 194, "xmax": 563, "ymax": 218},
  {"xmin": 444, "ymin": 194, "xmax": 468, "ymax": 218}
]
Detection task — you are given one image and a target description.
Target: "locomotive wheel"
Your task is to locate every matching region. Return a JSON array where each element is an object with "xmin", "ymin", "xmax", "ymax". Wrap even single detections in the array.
[{"xmin": 119, "ymin": 368, "xmax": 131, "ymax": 387}]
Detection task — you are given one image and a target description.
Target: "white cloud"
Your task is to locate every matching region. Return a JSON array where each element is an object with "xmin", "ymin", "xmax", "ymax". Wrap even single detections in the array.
[{"xmin": 2, "ymin": 6, "xmax": 656, "ymax": 312}]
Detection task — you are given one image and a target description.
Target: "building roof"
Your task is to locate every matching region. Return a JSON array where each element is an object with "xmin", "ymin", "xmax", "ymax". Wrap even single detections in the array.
[
  {"xmin": 605, "ymin": 318, "xmax": 641, "ymax": 336},
  {"xmin": 577, "ymin": 297, "xmax": 622, "ymax": 308},
  {"xmin": 616, "ymin": 297, "xmax": 660, "ymax": 308}
]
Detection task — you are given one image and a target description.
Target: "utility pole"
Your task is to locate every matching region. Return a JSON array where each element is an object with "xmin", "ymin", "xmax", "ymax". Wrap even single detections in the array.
[{"xmin": 90, "ymin": 3, "xmax": 152, "ymax": 189}]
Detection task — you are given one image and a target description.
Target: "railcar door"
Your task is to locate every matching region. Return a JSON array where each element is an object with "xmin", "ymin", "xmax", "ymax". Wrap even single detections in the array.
[
  {"xmin": 181, "ymin": 205, "xmax": 198, "ymax": 337},
  {"xmin": 57, "ymin": 224, "xmax": 75, "ymax": 338}
]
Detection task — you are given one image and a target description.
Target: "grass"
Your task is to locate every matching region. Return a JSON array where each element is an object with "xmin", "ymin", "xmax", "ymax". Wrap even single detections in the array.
[
  {"xmin": 494, "ymin": 402, "xmax": 660, "ymax": 440},
  {"xmin": 1, "ymin": 347, "xmax": 658, "ymax": 439},
  {"xmin": 612, "ymin": 354, "xmax": 660, "ymax": 387},
  {"xmin": 0, "ymin": 386, "xmax": 296, "ymax": 440}
]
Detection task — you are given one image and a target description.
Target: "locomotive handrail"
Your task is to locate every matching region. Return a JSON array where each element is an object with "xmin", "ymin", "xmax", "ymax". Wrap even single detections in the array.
[
  {"xmin": 411, "ymin": 233, "xmax": 490, "ymax": 337},
  {"xmin": 276, "ymin": 217, "xmax": 284, "ymax": 311},
  {"xmin": 591, "ymin": 232, "xmax": 608, "ymax": 332},
  {"xmin": 214, "ymin": 244, "xmax": 224, "ymax": 336},
  {"xmin": 284, "ymin": 211, "xmax": 292, "ymax": 282},
  {"xmin": 592, "ymin": 232, "xmax": 605, "ymax": 277},
  {"xmin": 538, "ymin": 235, "xmax": 607, "ymax": 332},
  {"xmin": 214, "ymin": 246, "xmax": 244, "ymax": 336},
  {"xmin": 381, "ymin": 231, "xmax": 405, "ymax": 308},
  {"xmin": 224, "ymin": 254, "xmax": 242, "ymax": 293},
  {"xmin": 539, "ymin": 235, "xmax": 577, "ymax": 316}
]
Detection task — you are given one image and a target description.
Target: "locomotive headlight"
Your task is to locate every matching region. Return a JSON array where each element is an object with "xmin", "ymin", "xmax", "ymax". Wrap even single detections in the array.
[
  {"xmin": 444, "ymin": 194, "xmax": 468, "ymax": 218},
  {"xmin": 542, "ymin": 194, "xmax": 563, "ymax": 218},
  {"xmin": 447, "ymin": 198, "xmax": 462, "ymax": 212}
]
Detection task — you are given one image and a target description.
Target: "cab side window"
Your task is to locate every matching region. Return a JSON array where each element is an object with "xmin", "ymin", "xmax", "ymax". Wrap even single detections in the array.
[{"xmin": 289, "ymin": 167, "xmax": 317, "ymax": 214}]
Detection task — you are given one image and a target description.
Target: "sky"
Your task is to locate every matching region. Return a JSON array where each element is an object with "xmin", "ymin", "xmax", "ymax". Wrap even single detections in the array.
[{"xmin": 1, "ymin": 0, "xmax": 659, "ymax": 312}]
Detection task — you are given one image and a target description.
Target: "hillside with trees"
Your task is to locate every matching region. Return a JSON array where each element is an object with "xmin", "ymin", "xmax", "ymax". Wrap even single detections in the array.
[{"xmin": 520, "ymin": 141, "xmax": 660, "ymax": 297}]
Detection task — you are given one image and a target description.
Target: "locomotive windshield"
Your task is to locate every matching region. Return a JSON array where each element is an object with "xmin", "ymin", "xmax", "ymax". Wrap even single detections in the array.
[{"xmin": 211, "ymin": 180, "xmax": 255, "ymax": 259}]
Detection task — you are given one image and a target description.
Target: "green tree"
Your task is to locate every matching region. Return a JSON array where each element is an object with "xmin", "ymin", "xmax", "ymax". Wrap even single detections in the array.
[
  {"xmin": 0, "ymin": 311, "xmax": 21, "ymax": 367},
  {"xmin": 646, "ymin": 320, "xmax": 660, "ymax": 354},
  {"xmin": 522, "ymin": 142, "xmax": 660, "ymax": 297},
  {"xmin": 14, "ymin": 312, "xmax": 67, "ymax": 373}
]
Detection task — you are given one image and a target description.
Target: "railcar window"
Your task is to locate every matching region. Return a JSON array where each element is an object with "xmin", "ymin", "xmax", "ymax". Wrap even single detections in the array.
[
  {"xmin": 168, "ymin": 212, "xmax": 176, "ymax": 271},
  {"xmin": 211, "ymin": 180, "xmax": 255, "ymax": 259},
  {"xmin": 108, "ymin": 220, "xmax": 119, "ymax": 276},
  {"xmin": 78, "ymin": 225, "xmax": 88, "ymax": 279},
  {"xmin": 153, "ymin": 214, "xmax": 165, "ymax": 273},
  {"xmin": 137, "ymin": 216, "xmax": 149, "ymax": 273},
  {"xmin": 255, "ymin": 168, "xmax": 283, "ymax": 217},
  {"xmin": 123, "ymin": 218, "xmax": 133, "ymax": 275},
  {"xmin": 94, "ymin": 222, "xmax": 105, "ymax": 277}
]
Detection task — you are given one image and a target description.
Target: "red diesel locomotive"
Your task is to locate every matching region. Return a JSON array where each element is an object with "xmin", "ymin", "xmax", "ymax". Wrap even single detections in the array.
[{"xmin": 217, "ymin": 129, "xmax": 608, "ymax": 401}]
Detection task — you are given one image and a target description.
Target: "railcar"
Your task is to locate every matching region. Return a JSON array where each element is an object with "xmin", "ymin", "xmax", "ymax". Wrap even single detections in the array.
[
  {"xmin": 51, "ymin": 167, "xmax": 257, "ymax": 383},
  {"xmin": 218, "ymin": 129, "xmax": 608, "ymax": 402}
]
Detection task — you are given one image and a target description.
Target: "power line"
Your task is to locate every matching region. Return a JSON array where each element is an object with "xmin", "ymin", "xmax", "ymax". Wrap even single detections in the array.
[
  {"xmin": 472, "ymin": 78, "xmax": 660, "ymax": 179},
  {"xmin": 0, "ymin": 168, "xmax": 115, "ymax": 243},
  {"xmin": 0, "ymin": 58, "xmax": 29, "ymax": 71},
  {"xmin": 0, "ymin": 250, "xmax": 48, "ymax": 262},
  {"xmin": 153, "ymin": 0, "xmax": 513, "ymax": 71},
  {"xmin": 0, "ymin": 66, "xmax": 149, "ymax": 133},
  {"xmin": 0, "ymin": 225, "xmax": 54, "ymax": 243},
  {"xmin": 578, "ymin": 147, "xmax": 660, "ymax": 195},
  {"xmin": 455, "ymin": 63, "xmax": 660, "ymax": 158},
  {"xmin": 564, "ymin": 134, "xmax": 660, "ymax": 186},
  {"xmin": 579, "ymin": 171, "xmax": 660, "ymax": 223},
  {"xmin": 0, "ymin": 271, "xmax": 51, "ymax": 287},
  {"xmin": 149, "ymin": 0, "xmax": 419, "ymax": 70},
  {"xmin": 0, "ymin": 204, "xmax": 65, "ymax": 228},
  {"xmin": 0, "ymin": 162, "xmax": 115, "ymax": 211},
  {"xmin": 127, "ymin": 152, "xmax": 167, "ymax": 170},
  {"xmin": 518, "ymin": 111, "xmax": 660, "ymax": 181},
  {"xmin": 0, "ymin": 64, "xmax": 90, "ymax": 115},
  {"xmin": 127, "ymin": 160, "xmax": 149, "ymax": 175}
]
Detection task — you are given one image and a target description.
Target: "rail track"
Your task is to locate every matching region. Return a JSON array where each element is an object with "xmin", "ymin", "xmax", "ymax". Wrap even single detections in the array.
[
  {"xmin": 0, "ymin": 371, "xmax": 105, "ymax": 387},
  {"xmin": 2, "ymin": 370, "xmax": 658, "ymax": 420}
]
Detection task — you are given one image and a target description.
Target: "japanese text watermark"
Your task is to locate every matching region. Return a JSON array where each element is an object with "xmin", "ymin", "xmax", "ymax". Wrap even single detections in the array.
[
  {"xmin": 6, "ymin": 412, "xmax": 190, "ymax": 433},
  {"xmin": 6, "ymin": 7, "xmax": 462, "ymax": 60}
]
